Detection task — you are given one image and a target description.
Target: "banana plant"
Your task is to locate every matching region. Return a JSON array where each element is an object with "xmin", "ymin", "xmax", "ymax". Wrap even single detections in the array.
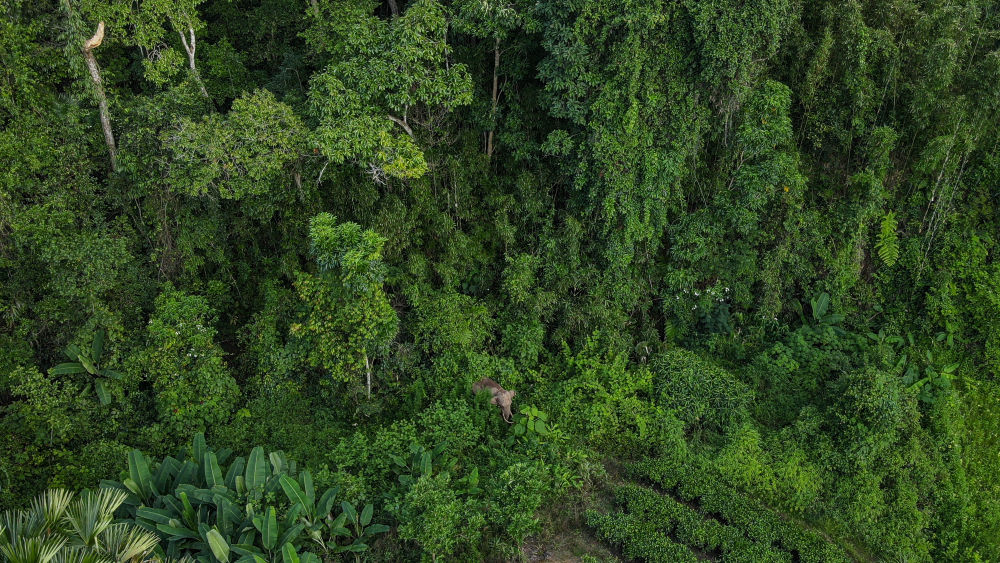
[
  {"xmin": 809, "ymin": 292, "xmax": 846, "ymax": 336},
  {"xmin": 50, "ymin": 329, "xmax": 123, "ymax": 405},
  {"xmin": 389, "ymin": 442, "xmax": 456, "ymax": 488},
  {"xmin": 101, "ymin": 433, "xmax": 305, "ymax": 562},
  {"xmin": 328, "ymin": 501, "xmax": 389, "ymax": 562},
  {"xmin": 278, "ymin": 471, "xmax": 389, "ymax": 561}
]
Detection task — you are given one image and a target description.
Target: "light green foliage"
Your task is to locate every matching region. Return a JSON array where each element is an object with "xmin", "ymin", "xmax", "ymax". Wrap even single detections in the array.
[
  {"xmin": 485, "ymin": 462, "xmax": 548, "ymax": 546},
  {"xmin": 292, "ymin": 213, "xmax": 398, "ymax": 389},
  {"xmin": 652, "ymin": 349, "xmax": 751, "ymax": 434},
  {"xmin": 307, "ymin": 0, "xmax": 472, "ymax": 180},
  {"xmin": 166, "ymin": 90, "xmax": 308, "ymax": 202},
  {"xmin": 876, "ymin": 211, "xmax": 900, "ymax": 267},
  {"xmin": 397, "ymin": 473, "xmax": 484, "ymax": 560},
  {"xmin": 0, "ymin": 488, "xmax": 159, "ymax": 563},
  {"xmin": 135, "ymin": 287, "xmax": 238, "ymax": 445},
  {"xmin": 550, "ymin": 336, "xmax": 666, "ymax": 455}
]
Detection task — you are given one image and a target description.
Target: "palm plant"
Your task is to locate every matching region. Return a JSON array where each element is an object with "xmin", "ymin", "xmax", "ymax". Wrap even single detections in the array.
[{"xmin": 0, "ymin": 489, "xmax": 159, "ymax": 563}]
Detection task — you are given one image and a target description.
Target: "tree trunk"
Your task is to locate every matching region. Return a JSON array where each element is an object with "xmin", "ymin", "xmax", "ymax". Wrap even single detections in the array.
[
  {"xmin": 178, "ymin": 26, "xmax": 210, "ymax": 99},
  {"xmin": 486, "ymin": 38, "xmax": 500, "ymax": 158},
  {"xmin": 386, "ymin": 0, "xmax": 399, "ymax": 17},
  {"xmin": 364, "ymin": 350, "xmax": 372, "ymax": 398},
  {"xmin": 82, "ymin": 22, "xmax": 117, "ymax": 172}
]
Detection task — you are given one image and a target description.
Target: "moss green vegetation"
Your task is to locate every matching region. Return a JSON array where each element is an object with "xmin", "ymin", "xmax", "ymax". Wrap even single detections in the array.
[{"xmin": 2, "ymin": 0, "xmax": 999, "ymax": 560}]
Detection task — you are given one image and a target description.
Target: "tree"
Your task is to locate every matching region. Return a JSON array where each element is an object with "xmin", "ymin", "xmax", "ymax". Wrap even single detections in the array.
[
  {"xmin": 306, "ymin": 0, "xmax": 472, "ymax": 181},
  {"xmin": 133, "ymin": 286, "xmax": 238, "ymax": 447},
  {"xmin": 291, "ymin": 213, "xmax": 398, "ymax": 396}
]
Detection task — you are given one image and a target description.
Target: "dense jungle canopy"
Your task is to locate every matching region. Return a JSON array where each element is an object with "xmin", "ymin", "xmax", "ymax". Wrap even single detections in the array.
[{"xmin": 2, "ymin": 0, "xmax": 1000, "ymax": 561}]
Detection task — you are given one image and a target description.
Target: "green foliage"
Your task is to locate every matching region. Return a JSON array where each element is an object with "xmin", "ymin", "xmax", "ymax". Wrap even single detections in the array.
[
  {"xmin": 397, "ymin": 473, "xmax": 484, "ymax": 561},
  {"xmin": 0, "ymin": 488, "xmax": 159, "ymax": 563},
  {"xmin": 306, "ymin": 0, "xmax": 472, "ymax": 180},
  {"xmin": 651, "ymin": 349, "xmax": 751, "ymax": 434},
  {"xmin": 292, "ymin": 214, "xmax": 398, "ymax": 391},
  {"xmin": 100, "ymin": 433, "xmax": 389, "ymax": 561},
  {"xmin": 509, "ymin": 405, "xmax": 550, "ymax": 443},
  {"xmin": 50, "ymin": 329, "xmax": 123, "ymax": 405},
  {"xmin": 133, "ymin": 287, "xmax": 238, "ymax": 447},
  {"xmin": 166, "ymin": 90, "xmax": 308, "ymax": 204},
  {"xmin": 876, "ymin": 211, "xmax": 900, "ymax": 267},
  {"xmin": 4, "ymin": 0, "xmax": 1000, "ymax": 559}
]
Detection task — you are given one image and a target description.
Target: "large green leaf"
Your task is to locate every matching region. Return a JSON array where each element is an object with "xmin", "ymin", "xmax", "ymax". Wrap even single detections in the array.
[
  {"xmin": 301, "ymin": 470, "xmax": 315, "ymax": 507},
  {"xmin": 225, "ymin": 457, "xmax": 245, "ymax": 489},
  {"xmin": 50, "ymin": 362, "xmax": 86, "ymax": 375},
  {"xmin": 179, "ymin": 491, "xmax": 197, "ymax": 529},
  {"xmin": 214, "ymin": 495, "xmax": 242, "ymax": 534},
  {"xmin": 92, "ymin": 328, "xmax": 106, "ymax": 361},
  {"xmin": 101, "ymin": 369, "xmax": 124, "ymax": 380},
  {"xmin": 231, "ymin": 543, "xmax": 265, "ymax": 558},
  {"xmin": 78, "ymin": 354, "xmax": 98, "ymax": 375},
  {"xmin": 156, "ymin": 523, "xmax": 201, "ymax": 541},
  {"xmin": 206, "ymin": 528, "xmax": 230, "ymax": 562},
  {"xmin": 276, "ymin": 523, "xmax": 304, "ymax": 549},
  {"xmin": 153, "ymin": 456, "xmax": 182, "ymax": 492},
  {"xmin": 255, "ymin": 506, "xmax": 277, "ymax": 551},
  {"xmin": 193, "ymin": 433, "xmax": 208, "ymax": 464},
  {"xmin": 175, "ymin": 460, "xmax": 199, "ymax": 490},
  {"xmin": 280, "ymin": 542, "xmax": 299, "ymax": 563},
  {"xmin": 64, "ymin": 344, "xmax": 83, "ymax": 361},
  {"xmin": 205, "ymin": 452, "xmax": 224, "ymax": 487},
  {"xmin": 245, "ymin": 447, "xmax": 267, "ymax": 491},
  {"xmin": 316, "ymin": 487, "xmax": 339, "ymax": 518},
  {"xmin": 341, "ymin": 502, "xmax": 358, "ymax": 525},
  {"xmin": 136, "ymin": 507, "xmax": 174, "ymax": 525},
  {"xmin": 128, "ymin": 450, "xmax": 156, "ymax": 500},
  {"xmin": 360, "ymin": 504, "xmax": 373, "ymax": 527},
  {"xmin": 95, "ymin": 379, "xmax": 111, "ymax": 405},
  {"xmin": 279, "ymin": 476, "xmax": 310, "ymax": 514}
]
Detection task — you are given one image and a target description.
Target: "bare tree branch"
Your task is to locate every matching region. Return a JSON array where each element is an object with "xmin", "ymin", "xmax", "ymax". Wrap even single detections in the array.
[{"xmin": 82, "ymin": 21, "xmax": 117, "ymax": 171}]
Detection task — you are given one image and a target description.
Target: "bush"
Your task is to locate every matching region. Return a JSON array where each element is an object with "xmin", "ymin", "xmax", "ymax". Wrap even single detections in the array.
[{"xmin": 651, "ymin": 349, "xmax": 752, "ymax": 435}]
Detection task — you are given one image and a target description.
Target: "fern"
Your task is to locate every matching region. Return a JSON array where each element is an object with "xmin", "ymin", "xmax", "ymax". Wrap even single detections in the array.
[{"xmin": 876, "ymin": 212, "xmax": 899, "ymax": 267}]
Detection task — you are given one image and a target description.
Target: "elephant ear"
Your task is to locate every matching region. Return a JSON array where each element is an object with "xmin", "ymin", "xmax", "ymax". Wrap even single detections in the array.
[{"xmin": 509, "ymin": 390, "xmax": 516, "ymax": 398}]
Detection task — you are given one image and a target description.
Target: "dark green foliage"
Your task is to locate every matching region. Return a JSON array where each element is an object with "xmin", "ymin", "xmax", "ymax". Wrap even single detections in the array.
[{"xmin": 2, "ymin": 0, "xmax": 999, "ymax": 560}]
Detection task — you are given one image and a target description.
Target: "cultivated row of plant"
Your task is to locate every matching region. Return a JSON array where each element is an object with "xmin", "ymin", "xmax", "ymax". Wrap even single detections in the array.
[
  {"xmin": 626, "ymin": 456, "xmax": 851, "ymax": 562},
  {"xmin": 585, "ymin": 510, "xmax": 699, "ymax": 563}
]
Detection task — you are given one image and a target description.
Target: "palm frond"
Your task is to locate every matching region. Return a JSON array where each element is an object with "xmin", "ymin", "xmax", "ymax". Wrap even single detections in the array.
[
  {"xmin": 28, "ymin": 489, "xmax": 75, "ymax": 538},
  {"xmin": 64, "ymin": 490, "xmax": 123, "ymax": 549},
  {"xmin": 0, "ymin": 536, "xmax": 68, "ymax": 563},
  {"xmin": 48, "ymin": 545, "xmax": 112, "ymax": 563},
  {"xmin": 100, "ymin": 523, "xmax": 159, "ymax": 562}
]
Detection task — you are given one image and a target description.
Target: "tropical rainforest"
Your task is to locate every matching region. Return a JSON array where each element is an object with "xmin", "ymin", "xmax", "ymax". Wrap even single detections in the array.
[{"xmin": 2, "ymin": 0, "xmax": 1000, "ymax": 561}]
